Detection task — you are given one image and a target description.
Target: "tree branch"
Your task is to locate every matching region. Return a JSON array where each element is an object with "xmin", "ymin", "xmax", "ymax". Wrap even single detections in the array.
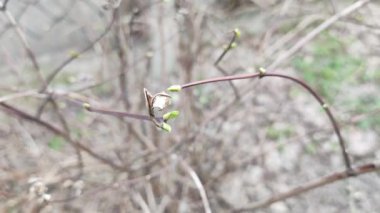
[{"xmin": 234, "ymin": 163, "xmax": 379, "ymax": 212}]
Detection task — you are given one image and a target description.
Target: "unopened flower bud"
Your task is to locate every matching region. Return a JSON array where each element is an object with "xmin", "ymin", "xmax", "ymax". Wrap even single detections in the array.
[{"xmin": 167, "ymin": 85, "xmax": 182, "ymax": 92}]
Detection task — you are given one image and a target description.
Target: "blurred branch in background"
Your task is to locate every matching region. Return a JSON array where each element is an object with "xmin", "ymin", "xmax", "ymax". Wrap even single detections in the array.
[{"xmin": 235, "ymin": 162, "xmax": 380, "ymax": 212}]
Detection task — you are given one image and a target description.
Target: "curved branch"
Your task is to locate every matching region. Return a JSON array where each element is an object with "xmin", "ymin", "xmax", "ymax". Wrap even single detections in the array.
[{"xmin": 179, "ymin": 71, "xmax": 352, "ymax": 172}]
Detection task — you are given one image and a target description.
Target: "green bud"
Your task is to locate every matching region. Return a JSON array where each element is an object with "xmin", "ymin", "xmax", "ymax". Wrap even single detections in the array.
[
  {"xmin": 230, "ymin": 42, "xmax": 237, "ymax": 48},
  {"xmin": 259, "ymin": 67, "xmax": 266, "ymax": 78},
  {"xmin": 163, "ymin": 110, "xmax": 180, "ymax": 121},
  {"xmin": 82, "ymin": 103, "xmax": 91, "ymax": 110},
  {"xmin": 69, "ymin": 50, "xmax": 80, "ymax": 58},
  {"xmin": 167, "ymin": 85, "xmax": 182, "ymax": 92},
  {"xmin": 161, "ymin": 123, "xmax": 172, "ymax": 132},
  {"xmin": 234, "ymin": 28, "xmax": 241, "ymax": 38},
  {"xmin": 259, "ymin": 67, "xmax": 266, "ymax": 74}
]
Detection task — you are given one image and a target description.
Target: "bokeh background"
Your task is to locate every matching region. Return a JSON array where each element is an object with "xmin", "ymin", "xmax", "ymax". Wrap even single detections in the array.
[{"xmin": 0, "ymin": 0, "xmax": 379, "ymax": 212}]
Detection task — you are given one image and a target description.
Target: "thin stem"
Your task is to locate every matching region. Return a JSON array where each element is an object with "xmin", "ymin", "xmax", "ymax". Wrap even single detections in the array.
[
  {"xmin": 267, "ymin": 0, "xmax": 372, "ymax": 70},
  {"xmin": 178, "ymin": 157, "xmax": 212, "ymax": 213},
  {"xmin": 0, "ymin": 102, "xmax": 125, "ymax": 171},
  {"xmin": 4, "ymin": 10, "xmax": 47, "ymax": 86},
  {"xmin": 40, "ymin": 10, "xmax": 117, "ymax": 92},
  {"xmin": 84, "ymin": 104, "xmax": 163, "ymax": 122},
  {"xmin": 214, "ymin": 32, "xmax": 237, "ymax": 65},
  {"xmin": 263, "ymin": 74, "xmax": 352, "ymax": 172},
  {"xmin": 182, "ymin": 73, "xmax": 260, "ymax": 89},
  {"xmin": 214, "ymin": 30, "xmax": 240, "ymax": 99},
  {"xmin": 180, "ymin": 71, "xmax": 352, "ymax": 172}
]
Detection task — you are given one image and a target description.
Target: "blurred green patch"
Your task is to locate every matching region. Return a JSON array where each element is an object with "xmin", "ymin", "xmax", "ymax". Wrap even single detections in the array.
[
  {"xmin": 362, "ymin": 68, "xmax": 380, "ymax": 84},
  {"xmin": 266, "ymin": 125, "xmax": 294, "ymax": 140},
  {"xmin": 93, "ymin": 83, "xmax": 114, "ymax": 98},
  {"xmin": 305, "ymin": 141, "xmax": 317, "ymax": 155},
  {"xmin": 76, "ymin": 110, "xmax": 86, "ymax": 122},
  {"xmin": 48, "ymin": 136, "xmax": 65, "ymax": 151},
  {"xmin": 292, "ymin": 32, "xmax": 364, "ymax": 101},
  {"xmin": 55, "ymin": 72, "xmax": 77, "ymax": 85},
  {"xmin": 345, "ymin": 96, "xmax": 380, "ymax": 130}
]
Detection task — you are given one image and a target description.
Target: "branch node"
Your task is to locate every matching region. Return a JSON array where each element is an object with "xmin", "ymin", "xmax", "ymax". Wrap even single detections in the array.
[
  {"xmin": 259, "ymin": 67, "xmax": 266, "ymax": 78},
  {"xmin": 82, "ymin": 103, "xmax": 91, "ymax": 110}
]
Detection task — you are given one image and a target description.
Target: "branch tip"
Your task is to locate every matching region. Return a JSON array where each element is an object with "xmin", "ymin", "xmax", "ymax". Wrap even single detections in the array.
[
  {"xmin": 233, "ymin": 28, "xmax": 241, "ymax": 38},
  {"xmin": 82, "ymin": 103, "xmax": 91, "ymax": 110},
  {"xmin": 167, "ymin": 85, "xmax": 182, "ymax": 92}
]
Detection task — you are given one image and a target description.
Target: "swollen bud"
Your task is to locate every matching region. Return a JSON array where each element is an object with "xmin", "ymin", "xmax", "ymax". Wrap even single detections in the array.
[
  {"xmin": 82, "ymin": 103, "xmax": 91, "ymax": 110},
  {"xmin": 167, "ymin": 85, "xmax": 182, "ymax": 92},
  {"xmin": 234, "ymin": 28, "xmax": 241, "ymax": 38},
  {"xmin": 259, "ymin": 67, "xmax": 266, "ymax": 78},
  {"xmin": 230, "ymin": 42, "xmax": 237, "ymax": 48},
  {"xmin": 69, "ymin": 50, "xmax": 80, "ymax": 58}
]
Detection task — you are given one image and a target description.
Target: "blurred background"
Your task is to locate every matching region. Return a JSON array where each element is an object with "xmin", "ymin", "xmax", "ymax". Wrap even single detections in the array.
[{"xmin": 0, "ymin": 0, "xmax": 379, "ymax": 212}]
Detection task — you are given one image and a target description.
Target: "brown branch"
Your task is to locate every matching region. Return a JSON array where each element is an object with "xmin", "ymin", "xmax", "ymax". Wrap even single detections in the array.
[
  {"xmin": 180, "ymin": 71, "xmax": 352, "ymax": 172},
  {"xmin": 234, "ymin": 163, "xmax": 379, "ymax": 212},
  {"xmin": 39, "ymin": 10, "xmax": 118, "ymax": 92},
  {"xmin": 84, "ymin": 104, "xmax": 159, "ymax": 122},
  {"xmin": 0, "ymin": 102, "xmax": 125, "ymax": 171}
]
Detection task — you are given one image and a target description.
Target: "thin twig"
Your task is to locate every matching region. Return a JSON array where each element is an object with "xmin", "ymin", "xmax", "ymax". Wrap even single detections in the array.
[
  {"xmin": 39, "ymin": 10, "xmax": 118, "ymax": 92},
  {"xmin": 0, "ymin": 102, "xmax": 125, "ymax": 171},
  {"xmin": 49, "ymin": 98, "xmax": 84, "ymax": 177},
  {"xmin": 268, "ymin": 0, "xmax": 372, "ymax": 70},
  {"xmin": 178, "ymin": 157, "xmax": 212, "ymax": 213},
  {"xmin": 4, "ymin": 10, "xmax": 46, "ymax": 85},
  {"xmin": 180, "ymin": 71, "xmax": 352, "ymax": 172},
  {"xmin": 214, "ymin": 31, "xmax": 240, "ymax": 99},
  {"xmin": 262, "ymin": 74, "xmax": 352, "ymax": 172},
  {"xmin": 84, "ymin": 104, "xmax": 161, "ymax": 122},
  {"xmin": 234, "ymin": 163, "xmax": 379, "ymax": 212},
  {"xmin": 0, "ymin": 90, "xmax": 39, "ymax": 103}
]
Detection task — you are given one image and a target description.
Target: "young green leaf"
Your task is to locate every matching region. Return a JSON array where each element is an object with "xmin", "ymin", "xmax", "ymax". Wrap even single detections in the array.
[
  {"xmin": 163, "ymin": 110, "xmax": 180, "ymax": 122},
  {"xmin": 161, "ymin": 123, "xmax": 172, "ymax": 132}
]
